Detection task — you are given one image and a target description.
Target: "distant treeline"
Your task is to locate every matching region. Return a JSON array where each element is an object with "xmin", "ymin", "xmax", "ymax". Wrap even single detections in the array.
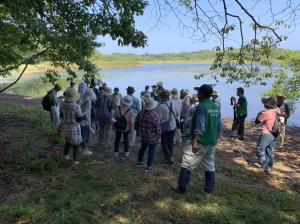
[{"xmin": 91, "ymin": 48, "xmax": 299, "ymax": 63}]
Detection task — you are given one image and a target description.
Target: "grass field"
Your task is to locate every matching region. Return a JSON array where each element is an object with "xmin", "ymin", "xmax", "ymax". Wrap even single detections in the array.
[{"xmin": 0, "ymin": 96, "xmax": 299, "ymax": 224}]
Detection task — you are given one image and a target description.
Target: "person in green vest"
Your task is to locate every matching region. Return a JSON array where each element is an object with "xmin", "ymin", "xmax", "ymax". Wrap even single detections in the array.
[
  {"xmin": 171, "ymin": 84, "xmax": 222, "ymax": 194},
  {"xmin": 276, "ymin": 94, "xmax": 290, "ymax": 149},
  {"xmin": 231, "ymin": 87, "xmax": 247, "ymax": 141}
]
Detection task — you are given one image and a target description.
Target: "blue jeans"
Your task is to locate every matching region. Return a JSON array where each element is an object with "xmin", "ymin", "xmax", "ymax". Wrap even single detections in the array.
[
  {"xmin": 256, "ymin": 134, "xmax": 276, "ymax": 169},
  {"xmin": 137, "ymin": 142, "xmax": 157, "ymax": 168},
  {"xmin": 80, "ymin": 126, "xmax": 90, "ymax": 149}
]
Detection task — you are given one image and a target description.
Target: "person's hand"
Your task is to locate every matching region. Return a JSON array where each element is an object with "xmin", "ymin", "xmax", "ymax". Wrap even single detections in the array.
[{"xmin": 192, "ymin": 135, "xmax": 202, "ymax": 153}]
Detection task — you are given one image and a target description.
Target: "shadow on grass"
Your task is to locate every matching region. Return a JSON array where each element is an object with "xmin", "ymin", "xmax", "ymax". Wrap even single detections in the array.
[{"xmin": 0, "ymin": 103, "xmax": 300, "ymax": 224}]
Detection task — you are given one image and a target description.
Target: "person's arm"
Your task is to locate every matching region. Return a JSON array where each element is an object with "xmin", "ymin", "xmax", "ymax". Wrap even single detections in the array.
[
  {"xmin": 155, "ymin": 113, "xmax": 162, "ymax": 136},
  {"xmin": 255, "ymin": 111, "xmax": 265, "ymax": 124},
  {"xmin": 217, "ymin": 112, "xmax": 223, "ymax": 139},
  {"xmin": 193, "ymin": 105, "xmax": 205, "ymax": 150}
]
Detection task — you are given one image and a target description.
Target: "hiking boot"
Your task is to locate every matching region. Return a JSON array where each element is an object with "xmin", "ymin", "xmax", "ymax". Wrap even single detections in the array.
[{"xmin": 64, "ymin": 155, "xmax": 71, "ymax": 160}]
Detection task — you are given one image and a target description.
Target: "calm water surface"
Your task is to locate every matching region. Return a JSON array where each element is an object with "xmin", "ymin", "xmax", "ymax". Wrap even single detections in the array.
[{"xmin": 101, "ymin": 64, "xmax": 300, "ymax": 126}]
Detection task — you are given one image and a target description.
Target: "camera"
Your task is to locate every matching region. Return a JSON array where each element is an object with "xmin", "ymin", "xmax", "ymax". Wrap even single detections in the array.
[{"xmin": 230, "ymin": 96, "xmax": 236, "ymax": 106}]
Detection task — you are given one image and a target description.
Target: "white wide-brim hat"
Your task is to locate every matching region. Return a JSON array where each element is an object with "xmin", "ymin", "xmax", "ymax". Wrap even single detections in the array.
[
  {"xmin": 65, "ymin": 87, "xmax": 80, "ymax": 102},
  {"xmin": 122, "ymin": 95, "xmax": 133, "ymax": 107},
  {"xmin": 144, "ymin": 96, "xmax": 158, "ymax": 111}
]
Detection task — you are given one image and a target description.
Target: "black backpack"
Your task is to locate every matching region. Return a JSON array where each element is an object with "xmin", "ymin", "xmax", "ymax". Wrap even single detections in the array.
[
  {"xmin": 271, "ymin": 109, "xmax": 281, "ymax": 137},
  {"xmin": 42, "ymin": 91, "xmax": 51, "ymax": 111},
  {"xmin": 114, "ymin": 107, "xmax": 131, "ymax": 131}
]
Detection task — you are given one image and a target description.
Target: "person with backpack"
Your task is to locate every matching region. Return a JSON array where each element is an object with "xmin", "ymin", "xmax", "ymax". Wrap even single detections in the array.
[
  {"xmin": 42, "ymin": 83, "xmax": 62, "ymax": 127},
  {"xmin": 231, "ymin": 87, "xmax": 248, "ymax": 141},
  {"xmin": 60, "ymin": 87, "xmax": 86, "ymax": 164},
  {"xmin": 96, "ymin": 87, "xmax": 114, "ymax": 147},
  {"xmin": 79, "ymin": 88, "xmax": 96, "ymax": 156},
  {"xmin": 255, "ymin": 96, "xmax": 282, "ymax": 174},
  {"xmin": 137, "ymin": 95, "xmax": 161, "ymax": 171},
  {"xmin": 156, "ymin": 89, "xmax": 179, "ymax": 165},
  {"xmin": 171, "ymin": 84, "xmax": 222, "ymax": 194},
  {"xmin": 276, "ymin": 94, "xmax": 291, "ymax": 149},
  {"xmin": 113, "ymin": 95, "xmax": 135, "ymax": 157}
]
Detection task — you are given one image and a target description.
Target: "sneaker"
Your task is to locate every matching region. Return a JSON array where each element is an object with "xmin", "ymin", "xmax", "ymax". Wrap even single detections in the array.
[
  {"xmin": 64, "ymin": 155, "xmax": 71, "ymax": 160},
  {"xmin": 114, "ymin": 152, "xmax": 119, "ymax": 158},
  {"xmin": 125, "ymin": 152, "xmax": 130, "ymax": 157},
  {"xmin": 137, "ymin": 162, "xmax": 144, "ymax": 167},
  {"xmin": 171, "ymin": 183, "xmax": 186, "ymax": 193},
  {"xmin": 238, "ymin": 136, "xmax": 244, "ymax": 141},
  {"xmin": 145, "ymin": 167, "xmax": 152, "ymax": 172},
  {"xmin": 82, "ymin": 150, "xmax": 93, "ymax": 156},
  {"xmin": 74, "ymin": 161, "xmax": 80, "ymax": 165}
]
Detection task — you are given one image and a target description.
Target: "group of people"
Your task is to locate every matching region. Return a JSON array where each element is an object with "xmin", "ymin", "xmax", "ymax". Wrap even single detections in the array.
[{"xmin": 43, "ymin": 79, "xmax": 290, "ymax": 194}]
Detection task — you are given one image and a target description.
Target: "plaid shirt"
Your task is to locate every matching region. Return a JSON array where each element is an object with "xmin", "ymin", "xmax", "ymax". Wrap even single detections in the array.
[
  {"xmin": 138, "ymin": 110, "xmax": 161, "ymax": 144},
  {"xmin": 61, "ymin": 101, "xmax": 83, "ymax": 145}
]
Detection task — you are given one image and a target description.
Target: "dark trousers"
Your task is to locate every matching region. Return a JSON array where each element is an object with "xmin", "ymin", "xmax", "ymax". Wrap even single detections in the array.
[
  {"xmin": 137, "ymin": 142, "xmax": 157, "ymax": 168},
  {"xmin": 64, "ymin": 142, "xmax": 79, "ymax": 160},
  {"xmin": 80, "ymin": 126, "xmax": 90, "ymax": 149},
  {"xmin": 114, "ymin": 131, "xmax": 129, "ymax": 153},
  {"xmin": 161, "ymin": 130, "xmax": 176, "ymax": 163},
  {"xmin": 178, "ymin": 167, "xmax": 216, "ymax": 193},
  {"xmin": 232, "ymin": 115, "xmax": 247, "ymax": 138}
]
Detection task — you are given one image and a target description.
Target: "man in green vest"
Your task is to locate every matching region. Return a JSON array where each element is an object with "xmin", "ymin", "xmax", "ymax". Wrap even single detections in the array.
[
  {"xmin": 172, "ymin": 84, "xmax": 222, "ymax": 194},
  {"xmin": 232, "ymin": 87, "xmax": 247, "ymax": 141}
]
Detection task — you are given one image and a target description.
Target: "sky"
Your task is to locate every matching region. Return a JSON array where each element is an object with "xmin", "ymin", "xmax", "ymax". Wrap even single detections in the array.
[{"xmin": 98, "ymin": 0, "xmax": 300, "ymax": 54}]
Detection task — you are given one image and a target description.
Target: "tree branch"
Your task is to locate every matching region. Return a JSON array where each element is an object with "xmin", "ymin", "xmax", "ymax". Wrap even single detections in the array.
[{"xmin": 0, "ymin": 48, "xmax": 49, "ymax": 94}]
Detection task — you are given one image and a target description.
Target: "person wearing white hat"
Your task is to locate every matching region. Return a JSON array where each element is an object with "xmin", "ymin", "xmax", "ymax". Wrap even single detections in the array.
[
  {"xmin": 212, "ymin": 90, "xmax": 221, "ymax": 109},
  {"xmin": 113, "ymin": 95, "xmax": 135, "ymax": 157},
  {"xmin": 79, "ymin": 88, "xmax": 96, "ymax": 156},
  {"xmin": 60, "ymin": 87, "xmax": 86, "ymax": 164},
  {"xmin": 96, "ymin": 87, "xmax": 114, "ymax": 147},
  {"xmin": 137, "ymin": 96, "xmax": 161, "ymax": 171}
]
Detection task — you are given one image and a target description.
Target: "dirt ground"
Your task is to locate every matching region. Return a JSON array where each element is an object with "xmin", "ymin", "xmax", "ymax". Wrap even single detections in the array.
[{"xmin": 0, "ymin": 93, "xmax": 300, "ymax": 204}]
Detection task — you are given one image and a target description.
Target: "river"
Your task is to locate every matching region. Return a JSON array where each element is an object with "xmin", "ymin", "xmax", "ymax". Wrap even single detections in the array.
[{"xmin": 100, "ymin": 63, "xmax": 300, "ymax": 126}]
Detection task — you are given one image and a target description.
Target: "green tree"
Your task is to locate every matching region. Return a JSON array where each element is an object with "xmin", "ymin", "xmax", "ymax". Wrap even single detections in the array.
[{"xmin": 0, "ymin": 0, "xmax": 148, "ymax": 92}]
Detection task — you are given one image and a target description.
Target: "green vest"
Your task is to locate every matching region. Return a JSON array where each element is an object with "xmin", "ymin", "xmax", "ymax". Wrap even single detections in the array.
[
  {"xmin": 236, "ymin": 96, "xmax": 247, "ymax": 116},
  {"xmin": 190, "ymin": 99, "xmax": 221, "ymax": 146}
]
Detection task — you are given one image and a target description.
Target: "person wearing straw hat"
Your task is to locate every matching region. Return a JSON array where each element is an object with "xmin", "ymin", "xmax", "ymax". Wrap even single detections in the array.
[
  {"xmin": 171, "ymin": 88, "xmax": 183, "ymax": 144},
  {"xmin": 156, "ymin": 81, "xmax": 164, "ymax": 94},
  {"xmin": 60, "ymin": 87, "xmax": 86, "ymax": 164},
  {"xmin": 127, "ymin": 86, "xmax": 141, "ymax": 146},
  {"xmin": 212, "ymin": 90, "xmax": 221, "ymax": 109},
  {"xmin": 156, "ymin": 89, "xmax": 179, "ymax": 165},
  {"xmin": 137, "ymin": 95, "xmax": 161, "ymax": 171},
  {"xmin": 255, "ymin": 96, "xmax": 282, "ymax": 173},
  {"xmin": 113, "ymin": 95, "xmax": 135, "ymax": 157},
  {"xmin": 96, "ymin": 87, "xmax": 114, "ymax": 147},
  {"xmin": 276, "ymin": 94, "xmax": 290, "ymax": 149},
  {"xmin": 79, "ymin": 88, "xmax": 96, "ymax": 156},
  {"xmin": 172, "ymin": 84, "xmax": 222, "ymax": 194}
]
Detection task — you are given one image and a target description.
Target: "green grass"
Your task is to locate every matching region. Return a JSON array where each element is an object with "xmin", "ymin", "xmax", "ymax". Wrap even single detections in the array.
[{"xmin": 0, "ymin": 103, "xmax": 299, "ymax": 224}]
